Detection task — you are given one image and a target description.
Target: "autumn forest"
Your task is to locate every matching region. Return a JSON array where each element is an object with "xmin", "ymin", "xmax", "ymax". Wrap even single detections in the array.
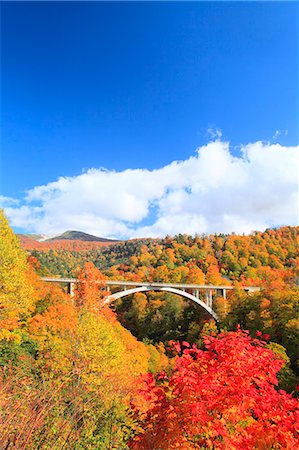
[
  {"xmin": 0, "ymin": 210, "xmax": 298, "ymax": 449},
  {"xmin": 2, "ymin": 0, "xmax": 299, "ymax": 447}
]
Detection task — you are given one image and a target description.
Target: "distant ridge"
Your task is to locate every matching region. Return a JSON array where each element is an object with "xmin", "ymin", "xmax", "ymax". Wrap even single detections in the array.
[
  {"xmin": 45, "ymin": 230, "xmax": 117, "ymax": 243},
  {"xmin": 19, "ymin": 233, "xmax": 53, "ymax": 242}
]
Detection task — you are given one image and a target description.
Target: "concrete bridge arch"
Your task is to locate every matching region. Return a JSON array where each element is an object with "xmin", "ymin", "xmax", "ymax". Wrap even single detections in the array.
[{"xmin": 104, "ymin": 285, "xmax": 219, "ymax": 321}]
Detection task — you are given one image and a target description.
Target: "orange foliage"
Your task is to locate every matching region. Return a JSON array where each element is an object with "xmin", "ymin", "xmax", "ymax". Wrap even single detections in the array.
[
  {"xmin": 206, "ymin": 264, "xmax": 230, "ymax": 285},
  {"xmin": 29, "ymin": 303, "xmax": 78, "ymax": 335},
  {"xmin": 74, "ymin": 262, "xmax": 108, "ymax": 311},
  {"xmin": 19, "ymin": 236, "xmax": 119, "ymax": 251},
  {"xmin": 185, "ymin": 265, "xmax": 205, "ymax": 284}
]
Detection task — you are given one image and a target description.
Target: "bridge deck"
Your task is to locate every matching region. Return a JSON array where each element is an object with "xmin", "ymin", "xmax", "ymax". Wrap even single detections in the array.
[{"xmin": 41, "ymin": 277, "xmax": 260, "ymax": 291}]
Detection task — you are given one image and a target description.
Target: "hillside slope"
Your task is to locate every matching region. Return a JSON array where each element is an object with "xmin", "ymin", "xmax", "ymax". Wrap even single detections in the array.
[{"xmin": 45, "ymin": 230, "xmax": 117, "ymax": 242}]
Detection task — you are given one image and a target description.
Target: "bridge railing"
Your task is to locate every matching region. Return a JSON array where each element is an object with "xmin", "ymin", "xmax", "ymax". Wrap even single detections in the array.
[{"xmin": 41, "ymin": 277, "xmax": 260, "ymax": 292}]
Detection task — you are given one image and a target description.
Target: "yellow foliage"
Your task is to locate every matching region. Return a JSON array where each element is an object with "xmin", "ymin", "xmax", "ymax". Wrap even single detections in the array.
[
  {"xmin": 146, "ymin": 342, "xmax": 169, "ymax": 373},
  {"xmin": 213, "ymin": 295, "xmax": 230, "ymax": 320},
  {"xmin": 75, "ymin": 310, "xmax": 149, "ymax": 404},
  {"xmin": 0, "ymin": 210, "xmax": 37, "ymax": 332}
]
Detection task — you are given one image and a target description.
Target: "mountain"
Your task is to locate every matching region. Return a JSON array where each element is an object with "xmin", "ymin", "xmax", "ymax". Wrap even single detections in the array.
[{"xmin": 45, "ymin": 230, "xmax": 117, "ymax": 243}]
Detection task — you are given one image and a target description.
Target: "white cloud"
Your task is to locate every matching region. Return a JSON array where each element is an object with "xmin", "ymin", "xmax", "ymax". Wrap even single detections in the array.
[
  {"xmin": 207, "ymin": 128, "xmax": 223, "ymax": 140},
  {"xmin": 3, "ymin": 140, "xmax": 299, "ymax": 239},
  {"xmin": 272, "ymin": 129, "xmax": 289, "ymax": 140},
  {"xmin": 0, "ymin": 195, "xmax": 19, "ymax": 206},
  {"xmin": 273, "ymin": 130, "xmax": 281, "ymax": 139}
]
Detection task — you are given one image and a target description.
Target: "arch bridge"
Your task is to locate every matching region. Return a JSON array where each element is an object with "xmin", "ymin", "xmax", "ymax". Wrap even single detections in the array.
[{"xmin": 42, "ymin": 277, "xmax": 260, "ymax": 322}]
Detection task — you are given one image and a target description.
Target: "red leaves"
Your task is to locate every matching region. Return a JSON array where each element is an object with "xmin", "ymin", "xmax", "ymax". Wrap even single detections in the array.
[
  {"xmin": 169, "ymin": 340, "xmax": 181, "ymax": 354},
  {"xmin": 130, "ymin": 330, "xmax": 299, "ymax": 449}
]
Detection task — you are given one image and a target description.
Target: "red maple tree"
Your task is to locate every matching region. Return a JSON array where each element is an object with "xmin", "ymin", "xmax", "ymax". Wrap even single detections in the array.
[{"xmin": 130, "ymin": 329, "xmax": 299, "ymax": 449}]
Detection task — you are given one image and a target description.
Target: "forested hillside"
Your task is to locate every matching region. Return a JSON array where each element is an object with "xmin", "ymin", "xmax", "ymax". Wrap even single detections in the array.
[
  {"xmin": 1, "ymin": 211, "xmax": 298, "ymax": 448},
  {"xmin": 0, "ymin": 212, "xmax": 164, "ymax": 448},
  {"xmin": 26, "ymin": 226, "xmax": 299, "ymax": 375},
  {"xmin": 28, "ymin": 227, "xmax": 297, "ymax": 283}
]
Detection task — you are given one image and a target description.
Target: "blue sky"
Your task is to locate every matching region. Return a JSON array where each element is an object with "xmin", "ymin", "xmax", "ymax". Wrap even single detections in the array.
[{"xmin": 1, "ymin": 1, "xmax": 298, "ymax": 238}]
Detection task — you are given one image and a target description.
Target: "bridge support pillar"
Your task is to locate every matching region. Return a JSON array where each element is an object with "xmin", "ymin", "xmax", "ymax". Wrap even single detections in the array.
[
  {"xmin": 205, "ymin": 290, "xmax": 213, "ymax": 308},
  {"xmin": 223, "ymin": 289, "xmax": 226, "ymax": 300},
  {"xmin": 67, "ymin": 282, "xmax": 75, "ymax": 297}
]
